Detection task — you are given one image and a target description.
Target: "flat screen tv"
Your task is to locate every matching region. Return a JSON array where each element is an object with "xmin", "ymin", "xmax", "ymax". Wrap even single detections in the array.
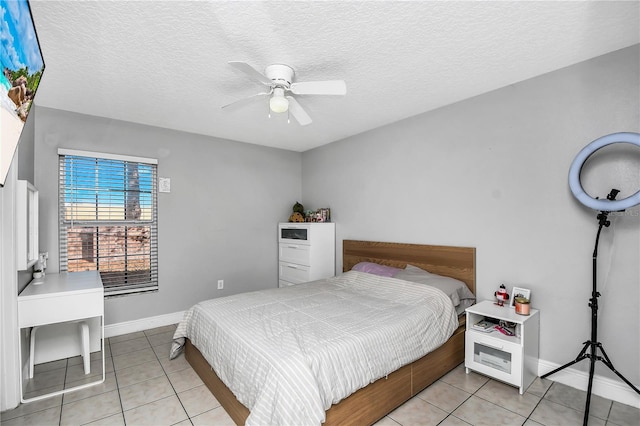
[{"xmin": 0, "ymin": 0, "xmax": 45, "ymax": 187}]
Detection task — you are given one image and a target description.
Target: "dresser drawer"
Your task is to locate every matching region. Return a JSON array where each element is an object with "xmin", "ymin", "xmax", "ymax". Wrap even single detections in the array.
[
  {"xmin": 279, "ymin": 243, "xmax": 311, "ymax": 266},
  {"xmin": 278, "ymin": 223, "xmax": 335, "ymax": 246},
  {"xmin": 279, "ymin": 262, "xmax": 310, "ymax": 285}
]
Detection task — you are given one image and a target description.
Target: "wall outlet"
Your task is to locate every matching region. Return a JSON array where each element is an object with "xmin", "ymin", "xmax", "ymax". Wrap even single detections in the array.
[{"xmin": 217, "ymin": 280, "xmax": 224, "ymax": 290}]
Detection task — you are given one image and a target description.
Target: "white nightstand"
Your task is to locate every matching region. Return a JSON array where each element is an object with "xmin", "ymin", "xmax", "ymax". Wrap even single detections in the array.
[{"xmin": 465, "ymin": 300, "xmax": 540, "ymax": 394}]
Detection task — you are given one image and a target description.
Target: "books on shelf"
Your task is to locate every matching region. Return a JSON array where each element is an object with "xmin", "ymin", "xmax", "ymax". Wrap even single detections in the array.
[{"xmin": 473, "ymin": 319, "xmax": 496, "ymax": 332}]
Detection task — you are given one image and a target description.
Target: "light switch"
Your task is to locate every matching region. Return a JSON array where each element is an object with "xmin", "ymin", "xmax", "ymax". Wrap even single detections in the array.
[{"xmin": 159, "ymin": 177, "xmax": 171, "ymax": 193}]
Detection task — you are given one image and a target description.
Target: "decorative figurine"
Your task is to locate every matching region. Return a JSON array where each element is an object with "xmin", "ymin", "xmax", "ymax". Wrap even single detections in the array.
[
  {"xmin": 288, "ymin": 211, "xmax": 304, "ymax": 222},
  {"xmin": 293, "ymin": 202, "xmax": 304, "ymax": 215},
  {"xmin": 495, "ymin": 284, "xmax": 510, "ymax": 307},
  {"xmin": 288, "ymin": 202, "xmax": 305, "ymax": 222}
]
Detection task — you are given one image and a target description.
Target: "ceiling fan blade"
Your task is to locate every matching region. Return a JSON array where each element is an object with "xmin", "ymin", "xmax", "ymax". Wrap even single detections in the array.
[
  {"xmin": 290, "ymin": 80, "xmax": 346, "ymax": 96},
  {"xmin": 221, "ymin": 92, "xmax": 269, "ymax": 110},
  {"xmin": 228, "ymin": 61, "xmax": 273, "ymax": 86},
  {"xmin": 286, "ymin": 96, "xmax": 312, "ymax": 126}
]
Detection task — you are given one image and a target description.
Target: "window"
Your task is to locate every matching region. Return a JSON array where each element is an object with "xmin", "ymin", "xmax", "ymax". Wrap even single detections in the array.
[{"xmin": 58, "ymin": 149, "xmax": 158, "ymax": 296}]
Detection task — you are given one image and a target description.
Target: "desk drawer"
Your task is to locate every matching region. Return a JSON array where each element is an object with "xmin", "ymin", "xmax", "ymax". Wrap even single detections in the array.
[
  {"xmin": 19, "ymin": 292, "xmax": 103, "ymax": 327},
  {"xmin": 279, "ymin": 262, "xmax": 310, "ymax": 285}
]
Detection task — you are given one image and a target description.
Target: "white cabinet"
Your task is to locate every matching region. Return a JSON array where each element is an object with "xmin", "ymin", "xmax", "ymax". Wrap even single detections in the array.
[
  {"xmin": 465, "ymin": 300, "xmax": 539, "ymax": 394},
  {"xmin": 16, "ymin": 180, "xmax": 38, "ymax": 270},
  {"xmin": 278, "ymin": 223, "xmax": 335, "ymax": 287}
]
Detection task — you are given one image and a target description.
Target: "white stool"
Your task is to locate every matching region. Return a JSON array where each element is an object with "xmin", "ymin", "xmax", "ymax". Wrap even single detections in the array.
[{"xmin": 29, "ymin": 321, "xmax": 90, "ymax": 379}]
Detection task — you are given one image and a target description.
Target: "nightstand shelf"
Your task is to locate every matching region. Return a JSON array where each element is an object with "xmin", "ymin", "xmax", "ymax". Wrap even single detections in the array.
[{"xmin": 465, "ymin": 300, "xmax": 540, "ymax": 394}]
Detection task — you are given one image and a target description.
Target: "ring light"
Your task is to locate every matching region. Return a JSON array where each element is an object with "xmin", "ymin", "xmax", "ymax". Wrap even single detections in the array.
[
  {"xmin": 547, "ymin": 131, "xmax": 640, "ymax": 423},
  {"xmin": 568, "ymin": 132, "xmax": 640, "ymax": 211}
]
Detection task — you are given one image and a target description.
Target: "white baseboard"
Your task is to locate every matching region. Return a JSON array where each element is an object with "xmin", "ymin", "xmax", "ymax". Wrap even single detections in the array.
[
  {"xmin": 538, "ymin": 359, "xmax": 640, "ymax": 408},
  {"xmin": 104, "ymin": 311, "xmax": 185, "ymax": 338}
]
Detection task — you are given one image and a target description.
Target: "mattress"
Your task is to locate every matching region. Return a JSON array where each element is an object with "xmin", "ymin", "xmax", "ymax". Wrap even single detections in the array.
[{"xmin": 171, "ymin": 270, "xmax": 458, "ymax": 426}]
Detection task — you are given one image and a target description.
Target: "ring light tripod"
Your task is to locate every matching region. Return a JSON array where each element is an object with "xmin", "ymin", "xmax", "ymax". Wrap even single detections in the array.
[{"xmin": 541, "ymin": 132, "xmax": 640, "ymax": 426}]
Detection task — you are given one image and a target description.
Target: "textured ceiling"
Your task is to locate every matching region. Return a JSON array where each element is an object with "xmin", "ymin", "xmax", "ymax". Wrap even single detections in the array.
[{"xmin": 31, "ymin": 1, "xmax": 639, "ymax": 152}]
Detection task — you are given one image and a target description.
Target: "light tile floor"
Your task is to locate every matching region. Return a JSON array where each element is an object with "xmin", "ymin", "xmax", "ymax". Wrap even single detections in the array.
[{"xmin": 2, "ymin": 324, "xmax": 638, "ymax": 426}]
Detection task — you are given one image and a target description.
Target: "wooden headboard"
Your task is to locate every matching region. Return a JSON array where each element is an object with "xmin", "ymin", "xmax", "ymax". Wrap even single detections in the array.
[{"xmin": 343, "ymin": 240, "xmax": 476, "ymax": 295}]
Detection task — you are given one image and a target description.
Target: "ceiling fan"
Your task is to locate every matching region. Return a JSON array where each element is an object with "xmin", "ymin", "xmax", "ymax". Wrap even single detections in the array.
[{"xmin": 222, "ymin": 61, "xmax": 347, "ymax": 126}]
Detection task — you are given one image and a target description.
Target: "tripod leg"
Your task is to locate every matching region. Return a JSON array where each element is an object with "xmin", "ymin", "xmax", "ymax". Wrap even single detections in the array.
[
  {"xmin": 597, "ymin": 344, "xmax": 640, "ymax": 394},
  {"xmin": 541, "ymin": 342, "xmax": 590, "ymax": 379},
  {"xmin": 583, "ymin": 347, "xmax": 597, "ymax": 426}
]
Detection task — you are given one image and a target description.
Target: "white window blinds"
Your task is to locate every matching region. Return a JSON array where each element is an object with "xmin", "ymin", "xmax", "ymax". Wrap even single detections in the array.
[{"xmin": 58, "ymin": 149, "xmax": 158, "ymax": 296}]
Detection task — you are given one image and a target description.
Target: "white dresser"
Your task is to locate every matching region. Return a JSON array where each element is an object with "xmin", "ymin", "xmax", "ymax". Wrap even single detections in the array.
[{"xmin": 278, "ymin": 223, "xmax": 336, "ymax": 287}]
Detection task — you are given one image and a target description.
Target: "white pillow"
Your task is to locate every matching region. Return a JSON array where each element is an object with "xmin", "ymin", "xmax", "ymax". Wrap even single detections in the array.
[{"xmin": 394, "ymin": 264, "xmax": 476, "ymax": 314}]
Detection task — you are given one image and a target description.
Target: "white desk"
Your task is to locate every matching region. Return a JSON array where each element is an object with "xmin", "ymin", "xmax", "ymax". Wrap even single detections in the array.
[{"xmin": 18, "ymin": 271, "xmax": 105, "ymax": 403}]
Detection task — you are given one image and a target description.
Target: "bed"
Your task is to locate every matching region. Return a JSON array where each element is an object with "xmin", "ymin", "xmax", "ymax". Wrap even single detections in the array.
[{"xmin": 175, "ymin": 240, "xmax": 476, "ymax": 425}]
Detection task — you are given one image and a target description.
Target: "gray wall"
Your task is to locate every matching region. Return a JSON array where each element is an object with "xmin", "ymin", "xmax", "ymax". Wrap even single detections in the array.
[
  {"xmin": 17, "ymin": 109, "xmax": 35, "ymax": 183},
  {"xmin": 34, "ymin": 108, "xmax": 301, "ymax": 324},
  {"xmin": 302, "ymin": 45, "xmax": 640, "ymax": 384}
]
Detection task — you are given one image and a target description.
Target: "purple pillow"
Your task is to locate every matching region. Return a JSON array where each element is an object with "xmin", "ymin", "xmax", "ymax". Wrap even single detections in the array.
[{"xmin": 351, "ymin": 262, "xmax": 401, "ymax": 277}]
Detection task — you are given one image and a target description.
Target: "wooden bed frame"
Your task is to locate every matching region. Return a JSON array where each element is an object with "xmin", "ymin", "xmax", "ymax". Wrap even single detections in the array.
[{"xmin": 184, "ymin": 240, "xmax": 476, "ymax": 425}]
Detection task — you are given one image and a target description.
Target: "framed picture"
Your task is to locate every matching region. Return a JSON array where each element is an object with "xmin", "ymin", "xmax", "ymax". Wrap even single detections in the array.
[
  {"xmin": 1, "ymin": 0, "xmax": 46, "ymax": 187},
  {"xmin": 510, "ymin": 287, "xmax": 531, "ymax": 308}
]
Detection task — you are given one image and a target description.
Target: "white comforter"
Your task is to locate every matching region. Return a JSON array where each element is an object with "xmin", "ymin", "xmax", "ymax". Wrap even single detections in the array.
[{"xmin": 172, "ymin": 270, "xmax": 458, "ymax": 426}]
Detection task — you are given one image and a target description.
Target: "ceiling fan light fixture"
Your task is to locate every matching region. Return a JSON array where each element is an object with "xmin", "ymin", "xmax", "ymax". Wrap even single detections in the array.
[
  {"xmin": 225, "ymin": 61, "xmax": 347, "ymax": 125},
  {"xmin": 269, "ymin": 88, "xmax": 289, "ymax": 113}
]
